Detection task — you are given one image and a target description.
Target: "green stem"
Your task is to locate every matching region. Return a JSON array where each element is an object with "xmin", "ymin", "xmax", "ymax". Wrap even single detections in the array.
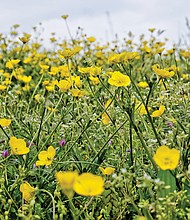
[
  {"xmin": 131, "ymin": 78, "xmax": 161, "ymax": 145},
  {"xmin": 51, "ymin": 119, "xmax": 92, "ymax": 172},
  {"xmin": 4, "ymin": 186, "xmax": 18, "ymax": 209},
  {"xmin": 0, "ymin": 125, "xmax": 10, "ymax": 139},
  {"xmin": 121, "ymin": 64, "xmax": 161, "ymax": 145},
  {"xmin": 69, "ymin": 199, "xmax": 78, "ymax": 220},
  {"xmin": 39, "ymin": 189, "xmax": 56, "ymax": 220},
  {"xmin": 26, "ymin": 74, "xmax": 44, "ymax": 113},
  {"xmin": 86, "ymin": 118, "xmax": 128, "ymax": 171},
  {"xmin": 36, "ymin": 107, "xmax": 46, "ymax": 148},
  {"xmin": 79, "ymin": 197, "xmax": 94, "ymax": 217},
  {"xmin": 127, "ymin": 112, "xmax": 158, "ymax": 171},
  {"xmin": 27, "ymin": 117, "xmax": 63, "ymax": 169},
  {"xmin": 129, "ymin": 119, "xmax": 133, "ymax": 167}
]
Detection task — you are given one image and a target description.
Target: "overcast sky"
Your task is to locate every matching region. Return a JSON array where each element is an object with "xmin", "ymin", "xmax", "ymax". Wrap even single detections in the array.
[{"xmin": 1, "ymin": 0, "xmax": 190, "ymax": 47}]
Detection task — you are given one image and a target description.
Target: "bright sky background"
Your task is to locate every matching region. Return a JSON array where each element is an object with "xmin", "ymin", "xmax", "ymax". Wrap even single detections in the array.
[{"xmin": 1, "ymin": 0, "xmax": 190, "ymax": 48}]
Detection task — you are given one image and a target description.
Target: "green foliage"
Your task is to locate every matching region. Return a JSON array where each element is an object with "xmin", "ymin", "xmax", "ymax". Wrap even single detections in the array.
[{"xmin": 0, "ymin": 23, "xmax": 190, "ymax": 219}]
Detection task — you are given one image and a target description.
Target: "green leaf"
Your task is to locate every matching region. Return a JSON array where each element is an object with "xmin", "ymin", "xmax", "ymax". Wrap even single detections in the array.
[
  {"xmin": 157, "ymin": 170, "xmax": 177, "ymax": 198},
  {"xmin": 184, "ymin": 179, "xmax": 190, "ymax": 201}
]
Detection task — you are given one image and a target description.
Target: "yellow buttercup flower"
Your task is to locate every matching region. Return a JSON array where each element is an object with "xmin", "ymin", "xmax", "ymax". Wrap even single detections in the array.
[
  {"xmin": 101, "ymin": 99, "xmax": 113, "ymax": 125},
  {"xmin": 71, "ymin": 76, "xmax": 82, "ymax": 87},
  {"xmin": 19, "ymin": 34, "xmax": 31, "ymax": 44},
  {"xmin": 151, "ymin": 105, "xmax": 165, "ymax": 117},
  {"xmin": 59, "ymin": 65, "xmax": 70, "ymax": 77},
  {"xmin": 138, "ymin": 81, "xmax": 149, "ymax": 88},
  {"xmin": 20, "ymin": 182, "xmax": 35, "ymax": 202},
  {"xmin": 153, "ymin": 145, "xmax": 180, "ymax": 170},
  {"xmin": 48, "ymin": 66, "xmax": 59, "ymax": 75},
  {"xmin": 0, "ymin": 85, "xmax": 7, "ymax": 91},
  {"xmin": 108, "ymin": 71, "xmax": 131, "ymax": 87},
  {"xmin": 78, "ymin": 66, "xmax": 102, "ymax": 76},
  {"xmin": 23, "ymin": 57, "xmax": 32, "ymax": 64},
  {"xmin": 36, "ymin": 146, "xmax": 56, "ymax": 166},
  {"xmin": 104, "ymin": 99, "xmax": 112, "ymax": 109},
  {"xmin": 137, "ymin": 104, "xmax": 151, "ymax": 115},
  {"xmin": 180, "ymin": 50, "xmax": 190, "ymax": 59},
  {"xmin": 148, "ymin": 28, "xmax": 156, "ymax": 33},
  {"xmin": 136, "ymin": 216, "xmax": 147, "ymax": 220},
  {"xmin": 152, "ymin": 64, "xmax": 175, "ymax": 78},
  {"xmin": 39, "ymin": 63, "xmax": 49, "ymax": 70},
  {"xmin": 59, "ymin": 46, "xmax": 82, "ymax": 59},
  {"xmin": 89, "ymin": 66, "xmax": 102, "ymax": 76},
  {"xmin": 70, "ymin": 88, "xmax": 86, "ymax": 97},
  {"xmin": 57, "ymin": 79, "xmax": 72, "ymax": 92},
  {"xmin": 87, "ymin": 36, "xmax": 96, "ymax": 43},
  {"xmin": 34, "ymin": 94, "xmax": 41, "ymax": 102},
  {"xmin": 56, "ymin": 171, "xmax": 79, "ymax": 198},
  {"xmin": 56, "ymin": 171, "xmax": 79, "ymax": 190},
  {"xmin": 45, "ymin": 84, "xmax": 55, "ymax": 92},
  {"xmin": 73, "ymin": 173, "xmax": 104, "ymax": 196},
  {"xmin": 78, "ymin": 67, "xmax": 91, "ymax": 75},
  {"xmin": 89, "ymin": 76, "xmax": 100, "ymax": 85},
  {"xmin": 99, "ymin": 167, "xmax": 115, "ymax": 175},
  {"xmin": 0, "ymin": 118, "xmax": 11, "ymax": 127},
  {"xmin": 6, "ymin": 59, "xmax": 20, "ymax": 69},
  {"xmin": 9, "ymin": 136, "xmax": 30, "ymax": 155},
  {"xmin": 17, "ymin": 75, "xmax": 32, "ymax": 83},
  {"xmin": 108, "ymin": 51, "xmax": 140, "ymax": 63},
  {"xmin": 61, "ymin": 14, "xmax": 69, "ymax": 20},
  {"xmin": 102, "ymin": 112, "xmax": 110, "ymax": 125}
]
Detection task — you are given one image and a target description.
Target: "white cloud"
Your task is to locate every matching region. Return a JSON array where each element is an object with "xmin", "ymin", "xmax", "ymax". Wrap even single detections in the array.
[{"xmin": 1, "ymin": 0, "xmax": 190, "ymax": 48}]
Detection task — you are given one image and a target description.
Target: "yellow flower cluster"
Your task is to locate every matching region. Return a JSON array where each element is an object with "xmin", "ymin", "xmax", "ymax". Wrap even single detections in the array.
[
  {"xmin": 108, "ymin": 51, "xmax": 140, "ymax": 64},
  {"xmin": 152, "ymin": 64, "xmax": 175, "ymax": 78},
  {"xmin": 56, "ymin": 171, "xmax": 104, "ymax": 198}
]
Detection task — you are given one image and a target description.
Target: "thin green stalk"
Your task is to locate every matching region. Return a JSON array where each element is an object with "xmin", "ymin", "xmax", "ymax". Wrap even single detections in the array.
[
  {"xmin": 127, "ymin": 112, "xmax": 158, "ymax": 171},
  {"xmin": 43, "ymin": 93, "xmax": 63, "ymax": 124},
  {"xmin": 27, "ymin": 117, "xmax": 63, "ymax": 169},
  {"xmin": 36, "ymin": 107, "xmax": 46, "ymax": 148},
  {"xmin": 86, "ymin": 118, "xmax": 128, "ymax": 171},
  {"xmin": 51, "ymin": 119, "xmax": 92, "ymax": 172},
  {"xmin": 79, "ymin": 197, "xmax": 94, "ymax": 217},
  {"xmin": 86, "ymin": 77, "xmax": 115, "ymax": 125},
  {"xmin": 69, "ymin": 199, "xmax": 79, "ymax": 220},
  {"xmin": 120, "ymin": 63, "xmax": 161, "ymax": 145},
  {"xmin": 0, "ymin": 125, "xmax": 10, "ymax": 139},
  {"xmin": 26, "ymin": 74, "xmax": 44, "ymax": 113},
  {"xmin": 129, "ymin": 119, "xmax": 133, "ymax": 167},
  {"xmin": 39, "ymin": 189, "xmax": 55, "ymax": 220},
  {"xmin": 4, "ymin": 186, "xmax": 18, "ymax": 209},
  {"xmin": 131, "ymin": 77, "xmax": 161, "ymax": 145}
]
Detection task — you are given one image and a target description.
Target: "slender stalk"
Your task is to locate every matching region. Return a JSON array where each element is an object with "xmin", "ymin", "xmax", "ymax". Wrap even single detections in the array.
[
  {"xmin": 127, "ymin": 112, "xmax": 158, "ymax": 171},
  {"xmin": 36, "ymin": 107, "xmax": 46, "ymax": 148},
  {"xmin": 39, "ymin": 189, "xmax": 56, "ymax": 220},
  {"xmin": 51, "ymin": 119, "xmax": 92, "ymax": 172},
  {"xmin": 69, "ymin": 199, "xmax": 79, "ymax": 220},
  {"xmin": 0, "ymin": 125, "xmax": 10, "ymax": 139},
  {"xmin": 120, "ymin": 63, "xmax": 161, "ymax": 146},
  {"xmin": 86, "ymin": 118, "xmax": 128, "ymax": 171},
  {"xmin": 26, "ymin": 74, "xmax": 44, "ymax": 113},
  {"xmin": 27, "ymin": 117, "xmax": 63, "ymax": 169},
  {"xmin": 129, "ymin": 119, "xmax": 133, "ymax": 167}
]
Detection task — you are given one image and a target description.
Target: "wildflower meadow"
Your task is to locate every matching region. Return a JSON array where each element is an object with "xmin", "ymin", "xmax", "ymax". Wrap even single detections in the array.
[{"xmin": 0, "ymin": 17, "xmax": 190, "ymax": 220}]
